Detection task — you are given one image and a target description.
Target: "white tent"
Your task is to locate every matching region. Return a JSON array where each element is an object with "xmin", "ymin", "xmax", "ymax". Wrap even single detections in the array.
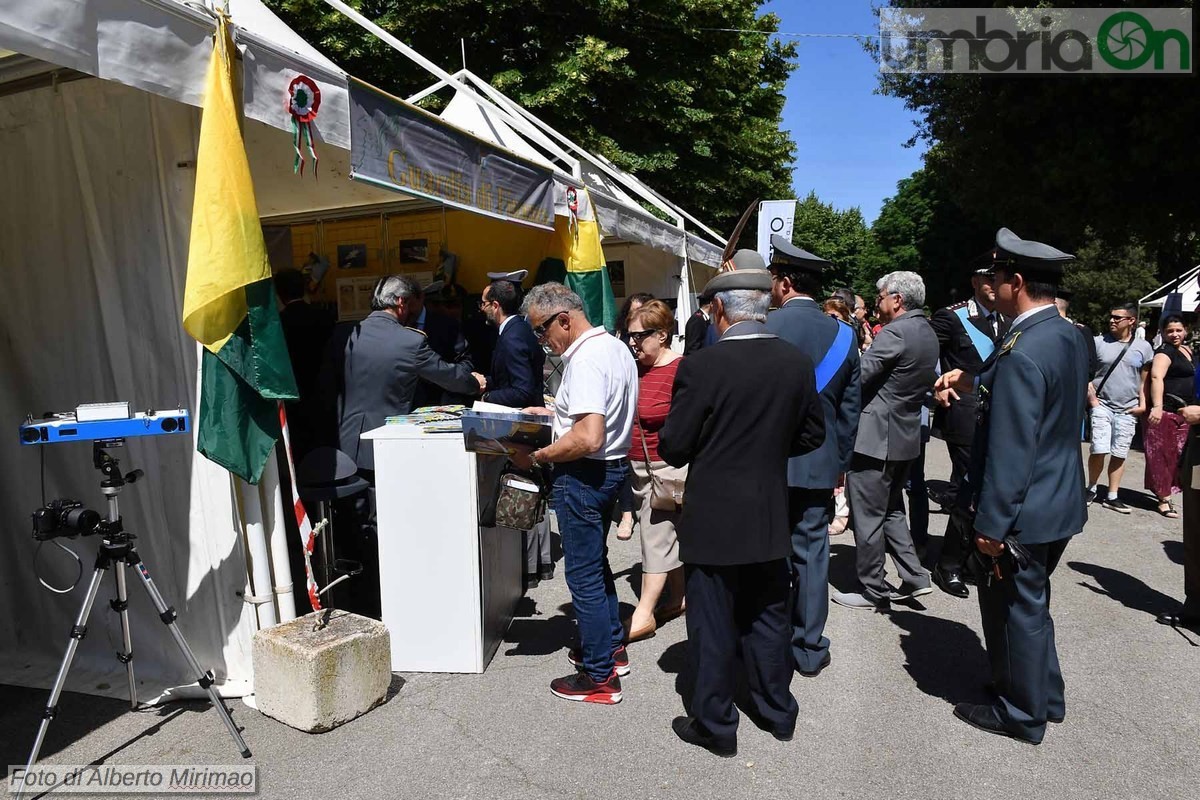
[
  {"xmin": 0, "ymin": 0, "xmax": 408, "ymax": 703},
  {"xmin": 1140, "ymin": 265, "xmax": 1200, "ymax": 310}
]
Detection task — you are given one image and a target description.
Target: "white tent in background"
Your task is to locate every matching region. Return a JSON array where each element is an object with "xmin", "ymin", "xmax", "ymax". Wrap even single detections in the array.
[
  {"xmin": 0, "ymin": 0, "xmax": 404, "ymax": 703},
  {"xmin": 1140, "ymin": 264, "xmax": 1200, "ymax": 310}
]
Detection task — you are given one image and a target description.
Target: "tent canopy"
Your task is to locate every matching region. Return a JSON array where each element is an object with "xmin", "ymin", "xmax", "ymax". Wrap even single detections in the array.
[{"xmin": 1139, "ymin": 264, "xmax": 1200, "ymax": 309}]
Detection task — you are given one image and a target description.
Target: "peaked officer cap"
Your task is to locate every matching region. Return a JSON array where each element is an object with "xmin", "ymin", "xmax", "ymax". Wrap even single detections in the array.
[
  {"xmin": 994, "ymin": 228, "xmax": 1075, "ymax": 278},
  {"xmin": 769, "ymin": 234, "xmax": 830, "ymax": 277}
]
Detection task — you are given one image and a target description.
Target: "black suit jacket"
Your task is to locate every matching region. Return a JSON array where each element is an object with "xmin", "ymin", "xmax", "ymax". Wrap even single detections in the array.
[
  {"xmin": 335, "ymin": 311, "xmax": 480, "ymax": 470},
  {"xmin": 765, "ymin": 298, "xmax": 861, "ymax": 488},
  {"xmin": 658, "ymin": 322, "xmax": 825, "ymax": 566},
  {"xmin": 969, "ymin": 305, "xmax": 1088, "ymax": 544},
  {"xmin": 930, "ymin": 300, "xmax": 1010, "ymax": 445},
  {"xmin": 683, "ymin": 311, "xmax": 710, "ymax": 356},
  {"xmin": 484, "ymin": 316, "xmax": 545, "ymax": 408},
  {"xmin": 416, "ymin": 309, "xmax": 473, "ymax": 406}
]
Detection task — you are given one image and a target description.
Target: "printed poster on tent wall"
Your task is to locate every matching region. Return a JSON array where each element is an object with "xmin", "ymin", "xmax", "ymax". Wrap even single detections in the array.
[{"xmin": 348, "ymin": 80, "xmax": 556, "ymax": 231}]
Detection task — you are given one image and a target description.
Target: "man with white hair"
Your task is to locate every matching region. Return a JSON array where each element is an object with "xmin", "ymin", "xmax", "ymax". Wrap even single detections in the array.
[
  {"xmin": 658, "ymin": 268, "xmax": 825, "ymax": 756},
  {"xmin": 518, "ymin": 283, "xmax": 638, "ymax": 705},
  {"xmin": 834, "ymin": 271, "xmax": 939, "ymax": 610}
]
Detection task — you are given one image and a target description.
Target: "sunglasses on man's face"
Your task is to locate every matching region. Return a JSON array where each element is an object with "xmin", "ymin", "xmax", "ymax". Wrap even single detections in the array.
[
  {"xmin": 1109, "ymin": 314, "xmax": 1134, "ymax": 322},
  {"xmin": 532, "ymin": 310, "xmax": 567, "ymax": 339}
]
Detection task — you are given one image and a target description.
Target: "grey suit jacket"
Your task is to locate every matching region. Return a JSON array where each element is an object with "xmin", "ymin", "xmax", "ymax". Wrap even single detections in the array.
[
  {"xmin": 854, "ymin": 309, "xmax": 939, "ymax": 462},
  {"xmin": 336, "ymin": 311, "xmax": 479, "ymax": 470}
]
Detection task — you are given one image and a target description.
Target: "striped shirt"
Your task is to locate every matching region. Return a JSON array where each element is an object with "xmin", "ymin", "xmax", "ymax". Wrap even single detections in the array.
[{"xmin": 630, "ymin": 358, "xmax": 682, "ymax": 462}]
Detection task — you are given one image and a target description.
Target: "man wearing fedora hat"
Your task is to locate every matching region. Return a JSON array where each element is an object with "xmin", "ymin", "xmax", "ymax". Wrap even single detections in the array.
[{"xmin": 659, "ymin": 262, "xmax": 825, "ymax": 756}]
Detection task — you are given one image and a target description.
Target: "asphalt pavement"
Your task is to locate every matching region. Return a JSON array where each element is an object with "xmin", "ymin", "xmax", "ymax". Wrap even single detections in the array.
[{"xmin": 2, "ymin": 441, "xmax": 1197, "ymax": 799}]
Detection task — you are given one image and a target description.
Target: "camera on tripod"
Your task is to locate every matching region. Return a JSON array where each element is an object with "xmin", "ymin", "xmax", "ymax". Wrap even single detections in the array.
[{"xmin": 31, "ymin": 499, "xmax": 101, "ymax": 541}]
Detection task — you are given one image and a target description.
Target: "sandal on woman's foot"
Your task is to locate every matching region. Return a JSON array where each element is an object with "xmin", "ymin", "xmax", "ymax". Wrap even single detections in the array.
[
  {"xmin": 616, "ymin": 517, "xmax": 634, "ymax": 540},
  {"xmin": 828, "ymin": 516, "xmax": 849, "ymax": 536},
  {"xmin": 623, "ymin": 615, "xmax": 657, "ymax": 643},
  {"xmin": 1157, "ymin": 501, "xmax": 1180, "ymax": 519}
]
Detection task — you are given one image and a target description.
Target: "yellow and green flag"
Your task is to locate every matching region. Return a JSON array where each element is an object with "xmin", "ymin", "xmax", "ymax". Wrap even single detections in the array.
[
  {"xmin": 553, "ymin": 186, "xmax": 616, "ymax": 331},
  {"xmin": 182, "ymin": 15, "xmax": 297, "ymax": 484}
]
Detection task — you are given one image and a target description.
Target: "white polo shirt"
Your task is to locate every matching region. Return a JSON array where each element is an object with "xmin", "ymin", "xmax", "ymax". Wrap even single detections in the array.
[{"xmin": 553, "ymin": 326, "xmax": 638, "ymax": 461}]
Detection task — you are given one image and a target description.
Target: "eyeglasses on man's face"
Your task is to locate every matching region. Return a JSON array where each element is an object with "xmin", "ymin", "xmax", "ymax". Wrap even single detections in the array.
[{"xmin": 532, "ymin": 310, "xmax": 568, "ymax": 340}]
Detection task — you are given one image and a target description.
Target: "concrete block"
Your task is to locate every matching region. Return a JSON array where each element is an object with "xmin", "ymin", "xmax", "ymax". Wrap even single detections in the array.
[{"xmin": 253, "ymin": 611, "xmax": 391, "ymax": 733}]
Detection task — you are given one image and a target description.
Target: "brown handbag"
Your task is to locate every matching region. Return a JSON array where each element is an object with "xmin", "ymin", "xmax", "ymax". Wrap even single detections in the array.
[{"xmin": 637, "ymin": 418, "xmax": 685, "ymax": 512}]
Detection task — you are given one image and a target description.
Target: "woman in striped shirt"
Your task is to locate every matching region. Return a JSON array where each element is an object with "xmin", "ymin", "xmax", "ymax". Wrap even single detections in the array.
[{"xmin": 624, "ymin": 300, "xmax": 687, "ymax": 642}]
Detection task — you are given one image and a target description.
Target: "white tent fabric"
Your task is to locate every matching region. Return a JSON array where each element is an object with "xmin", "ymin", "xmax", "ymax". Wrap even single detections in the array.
[
  {"xmin": 0, "ymin": 78, "xmax": 258, "ymax": 700},
  {"xmin": 1140, "ymin": 265, "xmax": 1200, "ymax": 309},
  {"xmin": 0, "ymin": 0, "xmax": 351, "ymax": 149}
]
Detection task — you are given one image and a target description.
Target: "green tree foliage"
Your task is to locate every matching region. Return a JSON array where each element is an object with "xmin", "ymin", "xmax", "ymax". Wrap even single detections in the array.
[
  {"xmin": 789, "ymin": 192, "xmax": 880, "ymax": 298},
  {"xmin": 875, "ymin": 1, "xmax": 1200, "ymax": 278},
  {"xmin": 870, "ymin": 166, "xmax": 993, "ymax": 309},
  {"xmin": 1062, "ymin": 233, "xmax": 1160, "ymax": 332},
  {"xmin": 265, "ymin": 0, "xmax": 797, "ymax": 233}
]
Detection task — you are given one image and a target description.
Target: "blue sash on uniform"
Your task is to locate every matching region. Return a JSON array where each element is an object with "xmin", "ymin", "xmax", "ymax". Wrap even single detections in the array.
[
  {"xmin": 815, "ymin": 321, "xmax": 854, "ymax": 392},
  {"xmin": 954, "ymin": 306, "xmax": 996, "ymax": 362}
]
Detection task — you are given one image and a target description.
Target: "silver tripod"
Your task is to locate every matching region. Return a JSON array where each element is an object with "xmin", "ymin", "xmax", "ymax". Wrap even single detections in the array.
[{"xmin": 18, "ymin": 445, "xmax": 249, "ymax": 799}]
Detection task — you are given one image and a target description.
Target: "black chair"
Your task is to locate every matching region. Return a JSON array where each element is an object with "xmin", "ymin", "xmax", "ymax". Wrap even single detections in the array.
[{"xmin": 295, "ymin": 447, "xmax": 369, "ymax": 610}]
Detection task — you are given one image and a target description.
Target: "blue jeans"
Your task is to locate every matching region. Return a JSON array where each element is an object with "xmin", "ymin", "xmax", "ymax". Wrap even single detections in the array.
[{"xmin": 552, "ymin": 458, "xmax": 627, "ymax": 681}]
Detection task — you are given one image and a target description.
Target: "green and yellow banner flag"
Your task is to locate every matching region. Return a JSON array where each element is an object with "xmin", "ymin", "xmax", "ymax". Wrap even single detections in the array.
[
  {"xmin": 182, "ymin": 15, "xmax": 297, "ymax": 484},
  {"xmin": 553, "ymin": 186, "xmax": 616, "ymax": 332}
]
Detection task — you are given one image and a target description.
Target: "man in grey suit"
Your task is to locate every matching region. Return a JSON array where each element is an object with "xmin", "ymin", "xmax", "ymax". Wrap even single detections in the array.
[
  {"xmin": 336, "ymin": 274, "xmax": 485, "ymax": 473},
  {"xmin": 764, "ymin": 237, "xmax": 861, "ymax": 676},
  {"xmin": 835, "ymin": 271, "xmax": 938, "ymax": 610}
]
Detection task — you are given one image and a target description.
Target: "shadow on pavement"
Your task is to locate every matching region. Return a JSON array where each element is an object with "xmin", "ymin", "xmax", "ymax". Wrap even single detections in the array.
[
  {"xmin": 1163, "ymin": 540, "xmax": 1184, "ymax": 566},
  {"xmin": 502, "ymin": 601, "xmax": 635, "ymax": 658},
  {"xmin": 0, "ymin": 685, "xmax": 210, "ymax": 780},
  {"xmin": 886, "ymin": 609, "xmax": 991, "ymax": 706},
  {"xmin": 657, "ymin": 640, "xmax": 693, "ymax": 713},
  {"xmin": 828, "ymin": 543, "xmax": 859, "ymax": 594},
  {"xmin": 1067, "ymin": 561, "xmax": 1178, "ymax": 618}
]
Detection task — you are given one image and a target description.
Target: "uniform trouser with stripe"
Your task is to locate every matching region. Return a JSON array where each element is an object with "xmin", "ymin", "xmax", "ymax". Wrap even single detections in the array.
[
  {"xmin": 787, "ymin": 488, "xmax": 831, "ymax": 673},
  {"xmin": 976, "ymin": 537, "xmax": 1070, "ymax": 743}
]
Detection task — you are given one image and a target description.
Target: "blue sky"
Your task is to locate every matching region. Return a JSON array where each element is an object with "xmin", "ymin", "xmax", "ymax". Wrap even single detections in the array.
[{"xmin": 763, "ymin": 0, "xmax": 927, "ymax": 223}]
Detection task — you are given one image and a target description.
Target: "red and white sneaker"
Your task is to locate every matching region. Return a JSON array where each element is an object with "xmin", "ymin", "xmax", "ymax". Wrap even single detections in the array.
[
  {"xmin": 566, "ymin": 644, "xmax": 630, "ymax": 677},
  {"xmin": 550, "ymin": 670, "xmax": 623, "ymax": 704}
]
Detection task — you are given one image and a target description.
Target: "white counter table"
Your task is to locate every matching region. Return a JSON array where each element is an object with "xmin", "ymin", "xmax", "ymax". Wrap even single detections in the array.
[{"xmin": 361, "ymin": 423, "xmax": 524, "ymax": 673}]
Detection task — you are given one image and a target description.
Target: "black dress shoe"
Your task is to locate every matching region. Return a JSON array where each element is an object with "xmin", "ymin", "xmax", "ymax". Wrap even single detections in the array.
[
  {"xmin": 932, "ymin": 567, "xmax": 970, "ymax": 598},
  {"xmin": 798, "ymin": 653, "xmax": 831, "ymax": 678},
  {"xmin": 538, "ymin": 565, "xmax": 555, "ymax": 581},
  {"xmin": 524, "ymin": 573, "xmax": 540, "ymax": 589},
  {"xmin": 984, "ymin": 683, "xmax": 1064, "ymax": 723},
  {"xmin": 742, "ymin": 708, "xmax": 795, "ymax": 741},
  {"xmin": 671, "ymin": 716, "xmax": 737, "ymax": 757},
  {"xmin": 1156, "ymin": 611, "xmax": 1200, "ymax": 629},
  {"xmin": 953, "ymin": 703, "xmax": 1040, "ymax": 745}
]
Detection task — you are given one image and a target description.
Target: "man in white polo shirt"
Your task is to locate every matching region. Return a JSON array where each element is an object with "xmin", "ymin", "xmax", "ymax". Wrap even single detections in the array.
[{"xmin": 517, "ymin": 282, "xmax": 638, "ymax": 704}]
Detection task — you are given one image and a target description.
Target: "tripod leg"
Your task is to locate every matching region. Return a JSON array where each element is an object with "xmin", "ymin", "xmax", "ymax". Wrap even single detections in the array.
[
  {"xmin": 112, "ymin": 561, "xmax": 137, "ymax": 708},
  {"xmin": 128, "ymin": 558, "xmax": 251, "ymax": 758},
  {"xmin": 19, "ymin": 567, "xmax": 107, "ymax": 797}
]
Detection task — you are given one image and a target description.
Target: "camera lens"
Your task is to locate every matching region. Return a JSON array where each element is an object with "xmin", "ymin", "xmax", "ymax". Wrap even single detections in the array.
[
  {"xmin": 62, "ymin": 506, "xmax": 100, "ymax": 533},
  {"xmin": 21, "ymin": 426, "xmax": 42, "ymax": 443}
]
